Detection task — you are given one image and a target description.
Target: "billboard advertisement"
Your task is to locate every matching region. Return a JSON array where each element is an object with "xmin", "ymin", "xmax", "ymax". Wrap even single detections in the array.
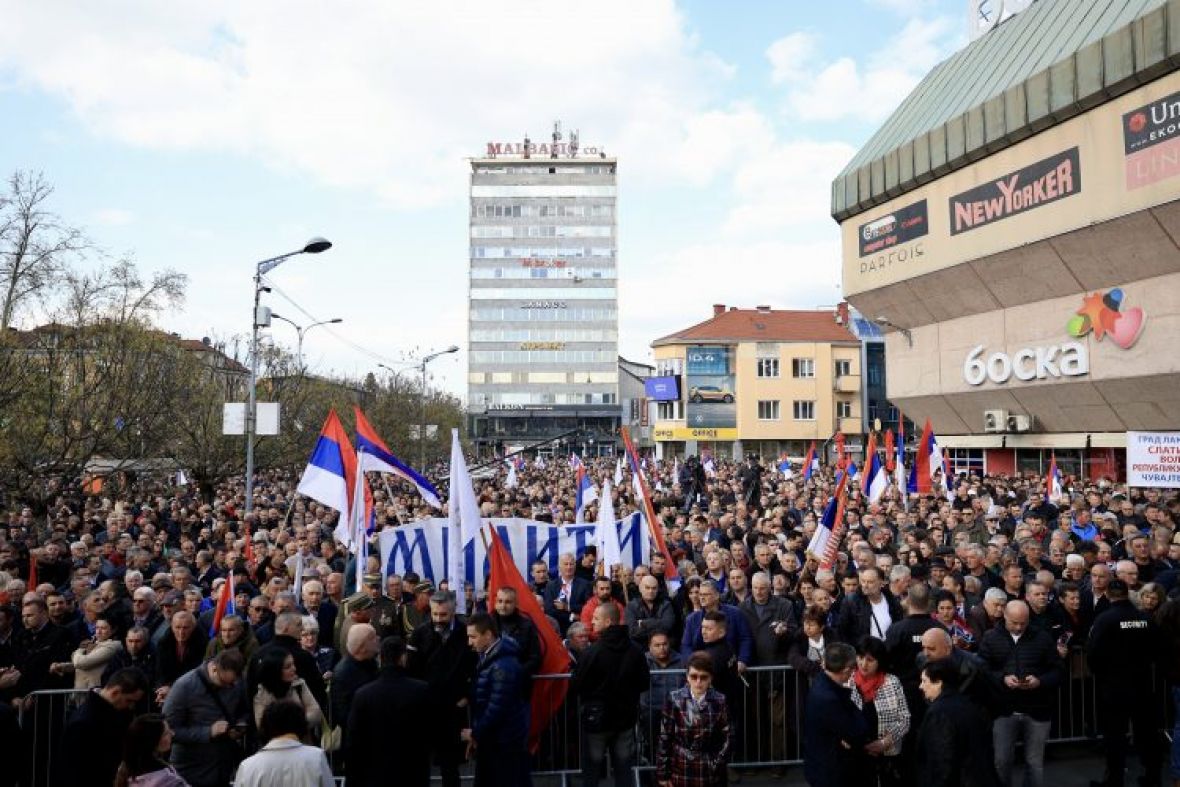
[
  {"xmin": 644, "ymin": 376, "xmax": 680, "ymax": 401},
  {"xmin": 685, "ymin": 345, "xmax": 736, "ymax": 429}
]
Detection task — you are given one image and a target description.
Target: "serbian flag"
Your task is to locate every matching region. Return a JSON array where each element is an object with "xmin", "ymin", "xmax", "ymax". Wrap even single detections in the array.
[
  {"xmin": 485, "ymin": 526, "xmax": 570, "ymax": 753},
  {"xmin": 297, "ymin": 409, "xmax": 356, "ymax": 515},
  {"xmin": 621, "ymin": 426, "xmax": 678, "ymax": 586},
  {"xmin": 894, "ymin": 412, "xmax": 907, "ymax": 493},
  {"xmin": 807, "ymin": 473, "xmax": 848, "ymax": 563},
  {"xmin": 354, "ymin": 407, "xmax": 442, "ymax": 509},
  {"xmin": 210, "ymin": 571, "xmax": 235, "ymax": 637},
  {"xmin": 803, "ymin": 442, "xmax": 818, "ymax": 481},
  {"xmin": 944, "ymin": 456, "xmax": 956, "ymax": 502},
  {"xmin": 1047, "ymin": 454, "xmax": 1063, "ymax": 502},
  {"xmin": 575, "ymin": 464, "xmax": 598, "ymax": 524},
  {"xmin": 914, "ymin": 418, "xmax": 942, "ymax": 495},
  {"xmin": 862, "ymin": 433, "xmax": 886, "ymax": 504}
]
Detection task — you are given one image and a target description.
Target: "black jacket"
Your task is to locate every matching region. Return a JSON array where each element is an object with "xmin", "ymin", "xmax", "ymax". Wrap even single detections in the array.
[
  {"xmin": 802, "ymin": 670, "xmax": 870, "ymax": 787},
  {"xmin": 329, "ymin": 655, "xmax": 378, "ymax": 731},
  {"xmin": 570, "ymin": 624, "xmax": 650, "ymax": 731},
  {"xmin": 347, "ymin": 667, "xmax": 434, "ymax": 787},
  {"xmin": 1087, "ymin": 599, "xmax": 1157, "ymax": 688},
  {"xmin": 739, "ymin": 595, "xmax": 796, "ymax": 666},
  {"xmin": 916, "ymin": 690, "xmax": 1003, "ymax": 787},
  {"xmin": 837, "ymin": 590, "xmax": 903, "ymax": 644},
  {"xmin": 155, "ymin": 629, "xmax": 208, "ymax": 688},
  {"xmin": 407, "ymin": 616, "xmax": 476, "ymax": 711},
  {"xmin": 884, "ymin": 613, "xmax": 943, "ymax": 688},
  {"xmin": 977, "ymin": 626, "xmax": 1062, "ymax": 720},
  {"xmin": 56, "ymin": 689, "xmax": 136, "ymax": 787},
  {"xmin": 491, "ymin": 611, "xmax": 542, "ymax": 676},
  {"xmin": 11, "ymin": 622, "xmax": 73, "ymax": 696}
]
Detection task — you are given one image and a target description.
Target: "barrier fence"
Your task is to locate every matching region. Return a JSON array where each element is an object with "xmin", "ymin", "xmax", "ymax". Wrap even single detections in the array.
[{"xmin": 17, "ymin": 655, "xmax": 1174, "ymax": 786}]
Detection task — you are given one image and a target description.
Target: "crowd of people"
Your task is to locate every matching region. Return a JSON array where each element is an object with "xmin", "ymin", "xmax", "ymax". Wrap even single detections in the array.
[{"xmin": 0, "ymin": 450, "xmax": 1178, "ymax": 787}]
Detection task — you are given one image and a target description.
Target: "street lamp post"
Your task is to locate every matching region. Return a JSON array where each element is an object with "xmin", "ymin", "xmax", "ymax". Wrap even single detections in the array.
[
  {"xmin": 418, "ymin": 345, "xmax": 459, "ymax": 468},
  {"xmin": 270, "ymin": 313, "xmax": 343, "ymax": 369},
  {"xmin": 245, "ymin": 237, "xmax": 332, "ymax": 516}
]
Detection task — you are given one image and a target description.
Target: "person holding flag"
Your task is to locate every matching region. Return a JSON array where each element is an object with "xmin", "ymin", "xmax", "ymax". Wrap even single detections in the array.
[{"xmin": 862, "ymin": 433, "xmax": 887, "ymax": 505}]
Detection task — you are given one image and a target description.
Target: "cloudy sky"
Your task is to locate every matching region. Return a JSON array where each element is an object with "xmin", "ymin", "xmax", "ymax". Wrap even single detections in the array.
[{"xmin": 0, "ymin": 0, "xmax": 967, "ymax": 396}]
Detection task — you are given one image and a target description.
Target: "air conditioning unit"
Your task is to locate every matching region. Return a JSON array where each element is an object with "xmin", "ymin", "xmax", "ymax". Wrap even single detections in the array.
[
  {"xmin": 983, "ymin": 409, "xmax": 1008, "ymax": 433},
  {"xmin": 1008, "ymin": 414, "xmax": 1034, "ymax": 433}
]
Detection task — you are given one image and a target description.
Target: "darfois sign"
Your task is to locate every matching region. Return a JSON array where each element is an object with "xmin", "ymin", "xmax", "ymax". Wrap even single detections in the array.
[
  {"xmin": 1123, "ymin": 89, "xmax": 1180, "ymax": 189},
  {"xmin": 857, "ymin": 199, "xmax": 928, "ymax": 274},
  {"xmin": 949, "ymin": 148, "xmax": 1081, "ymax": 235}
]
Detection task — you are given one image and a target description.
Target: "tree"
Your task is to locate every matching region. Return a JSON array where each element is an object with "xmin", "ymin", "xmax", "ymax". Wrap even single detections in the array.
[{"xmin": 0, "ymin": 171, "xmax": 86, "ymax": 329}]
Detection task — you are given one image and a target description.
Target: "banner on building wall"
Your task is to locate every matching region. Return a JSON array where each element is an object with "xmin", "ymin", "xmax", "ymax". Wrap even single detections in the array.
[
  {"xmin": 1127, "ymin": 431, "xmax": 1180, "ymax": 488},
  {"xmin": 685, "ymin": 345, "xmax": 736, "ymax": 429},
  {"xmin": 377, "ymin": 513, "xmax": 650, "ymax": 592}
]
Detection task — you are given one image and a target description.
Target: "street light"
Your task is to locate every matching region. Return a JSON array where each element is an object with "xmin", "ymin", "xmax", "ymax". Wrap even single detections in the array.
[
  {"xmin": 269, "ymin": 312, "xmax": 343, "ymax": 369},
  {"xmin": 418, "ymin": 345, "xmax": 459, "ymax": 468},
  {"xmin": 245, "ymin": 237, "xmax": 332, "ymax": 516}
]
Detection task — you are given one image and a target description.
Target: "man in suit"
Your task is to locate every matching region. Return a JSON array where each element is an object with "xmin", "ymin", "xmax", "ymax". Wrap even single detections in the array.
[
  {"xmin": 347, "ymin": 636, "xmax": 434, "ymax": 787},
  {"xmin": 802, "ymin": 642, "xmax": 871, "ymax": 787},
  {"xmin": 542, "ymin": 553, "xmax": 591, "ymax": 636}
]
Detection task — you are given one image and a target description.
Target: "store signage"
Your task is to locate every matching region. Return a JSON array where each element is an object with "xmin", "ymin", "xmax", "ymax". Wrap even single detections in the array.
[
  {"xmin": 653, "ymin": 426, "xmax": 739, "ymax": 441},
  {"xmin": 962, "ymin": 342, "xmax": 1088, "ymax": 386},
  {"xmin": 1127, "ymin": 431, "xmax": 1180, "ymax": 488},
  {"xmin": 521, "ymin": 258, "xmax": 567, "ymax": 268},
  {"xmin": 949, "ymin": 147, "xmax": 1080, "ymax": 235},
  {"xmin": 1066, "ymin": 287, "xmax": 1146, "ymax": 349},
  {"xmin": 644, "ymin": 376, "xmax": 680, "ymax": 401},
  {"xmin": 520, "ymin": 341, "xmax": 564, "ymax": 350},
  {"xmin": 1123, "ymin": 89, "xmax": 1180, "ymax": 189},
  {"xmin": 488, "ymin": 405, "xmax": 555, "ymax": 411},
  {"xmin": 486, "ymin": 141, "xmax": 601, "ymax": 157},
  {"xmin": 858, "ymin": 199, "xmax": 928, "ymax": 256},
  {"xmin": 521, "ymin": 301, "xmax": 567, "ymax": 309}
]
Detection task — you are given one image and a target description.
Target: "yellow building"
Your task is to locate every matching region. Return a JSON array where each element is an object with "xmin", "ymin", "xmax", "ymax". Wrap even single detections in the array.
[{"xmin": 650, "ymin": 304, "xmax": 864, "ymax": 460}]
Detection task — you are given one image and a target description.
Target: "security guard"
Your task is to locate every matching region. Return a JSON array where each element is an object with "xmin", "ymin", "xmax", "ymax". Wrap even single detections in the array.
[{"xmin": 1086, "ymin": 579, "xmax": 1162, "ymax": 787}]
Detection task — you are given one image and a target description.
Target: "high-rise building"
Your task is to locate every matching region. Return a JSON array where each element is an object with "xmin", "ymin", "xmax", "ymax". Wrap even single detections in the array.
[{"xmin": 467, "ymin": 127, "xmax": 621, "ymax": 457}]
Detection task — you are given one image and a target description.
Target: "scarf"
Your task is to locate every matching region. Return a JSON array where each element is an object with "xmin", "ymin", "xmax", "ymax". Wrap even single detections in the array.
[{"xmin": 854, "ymin": 668, "xmax": 886, "ymax": 703}]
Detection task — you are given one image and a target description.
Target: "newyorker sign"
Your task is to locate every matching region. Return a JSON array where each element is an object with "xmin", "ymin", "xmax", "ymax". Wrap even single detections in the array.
[{"xmin": 949, "ymin": 148, "xmax": 1081, "ymax": 235}]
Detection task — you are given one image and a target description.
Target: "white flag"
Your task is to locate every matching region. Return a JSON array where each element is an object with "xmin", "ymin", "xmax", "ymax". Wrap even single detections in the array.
[
  {"xmin": 614, "ymin": 457, "xmax": 624, "ymax": 485},
  {"xmin": 293, "ymin": 548, "xmax": 305, "ymax": 600},
  {"xmin": 505, "ymin": 461, "xmax": 517, "ymax": 489},
  {"xmin": 447, "ymin": 429, "xmax": 484, "ymax": 612},
  {"xmin": 596, "ymin": 479, "xmax": 622, "ymax": 574}
]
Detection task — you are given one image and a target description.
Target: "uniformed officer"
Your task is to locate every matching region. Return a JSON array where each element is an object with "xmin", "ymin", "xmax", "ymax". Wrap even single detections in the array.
[
  {"xmin": 402, "ymin": 581, "xmax": 434, "ymax": 636},
  {"xmin": 359, "ymin": 572, "xmax": 401, "ymax": 639},
  {"xmin": 334, "ymin": 592, "xmax": 375, "ymax": 654},
  {"xmin": 1086, "ymin": 579, "xmax": 1163, "ymax": 787}
]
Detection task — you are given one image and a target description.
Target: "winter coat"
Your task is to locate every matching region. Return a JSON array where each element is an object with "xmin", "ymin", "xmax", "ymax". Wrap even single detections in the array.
[
  {"xmin": 232, "ymin": 738, "xmax": 333, "ymax": 787},
  {"xmin": 837, "ymin": 590, "xmax": 903, "ymax": 644},
  {"xmin": 252, "ymin": 677, "xmax": 323, "ymax": 736},
  {"xmin": 471, "ymin": 636, "xmax": 530, "ymax": 748},
  {"xmin": 56, "ymin": 689, "xmax": 136, "ymax": 787},
  {"xmin": 155, "ymin": 630, "xmax": 208, "ymax": 689},
  {"xmin": 162, "ymin": 664, "xmax": 248, "ymax": 787},
  {"xmin": 916, "ymin": 689, "xmax": 1003, "ymax": 787},
  {"xmin": 680, "ymin": 604, "xmax": 754, "ymax": 664},
  {"xmin": 71, "ymin": 638, "xmax": 123, "ymax": 689},
  {"xmin": 491, "ymin": 611, "xmax": 542, "ymax": 677},
  {"xmin": 126, "ymin": 766, "xmax": 189, "ymax": 787},
  {"xmin": 347, "ymin": 667, "xmax": 434, "ymax": 787},
  {"xmin": 640, "ymin": 651, "xmax": 685, "ymax": 723},
  {"xmin": 656, "ymin": 687, "xmax": 733, "ymax": 787},
  {"xmin": 802, "ymin": 670, "xmax": 870, "ymax": 787},
  {"xmin": 570, "ymin": 624, "xmax": 650, "ymax": 731},
  {"xmin": 625, "ymin": 596, "xmax": 677, "ymax": 648},
  {"xmin": 738, "ymin": 595, "xmax": 796, "ymax": 666},
  {"xmin": 977, "ymin": 626, "xmax": 1062, "ymax": 720}
]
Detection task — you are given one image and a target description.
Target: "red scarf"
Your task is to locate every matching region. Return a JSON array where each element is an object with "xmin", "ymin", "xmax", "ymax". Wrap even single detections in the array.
[{"xmin": 854, "ymin": 668, "xmax": 886, "ymax": 702}]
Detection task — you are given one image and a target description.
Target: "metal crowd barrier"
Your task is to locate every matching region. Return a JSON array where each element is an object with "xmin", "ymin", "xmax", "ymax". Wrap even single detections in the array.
[{"xmin": 17, "ymin": 655, "xmax": 1173, "ymax": 787}]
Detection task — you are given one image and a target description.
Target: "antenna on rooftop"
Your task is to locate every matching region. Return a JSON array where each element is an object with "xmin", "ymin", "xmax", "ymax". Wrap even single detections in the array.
[
  {"xmin": 551, "ymin": 121, "xmax": 562, "ymax": 159},
  {"xmin": 523, "ymin": 133, "xmax": 532, "ymax": 159},
  {"xmin": 569, "ymin": 129, "xmax": 580, "ymax": 158}
]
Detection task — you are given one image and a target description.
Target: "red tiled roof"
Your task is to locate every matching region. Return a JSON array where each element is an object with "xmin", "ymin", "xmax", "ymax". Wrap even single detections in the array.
[{"xmin": 652, "ymin": 308, "xmax": 858, "ymax": 345}]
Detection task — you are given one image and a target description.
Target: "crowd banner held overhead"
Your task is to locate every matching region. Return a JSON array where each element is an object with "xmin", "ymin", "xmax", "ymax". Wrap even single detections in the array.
[
  {"xmin": 484, "ymin": 526, "xmax": 571, "ymax": 754},
  {"xmin": 379, "ymin": 514, "xmax": 650, "ymax": 588},
  {"xmin": 1126, "ymin": 431, "xmax": 1180, "ymax": 487}
]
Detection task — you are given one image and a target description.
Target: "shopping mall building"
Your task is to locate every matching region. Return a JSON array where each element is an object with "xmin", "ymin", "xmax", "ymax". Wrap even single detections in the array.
[{"xmin": 832, "ymin": 0, "xmax": 1180, "ymax": 481}]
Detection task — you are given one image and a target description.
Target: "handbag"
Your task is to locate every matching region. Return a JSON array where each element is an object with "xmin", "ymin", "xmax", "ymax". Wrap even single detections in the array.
[{"xmin": 320, "ymin": 718, "xmax": 343, "ymax": 752}]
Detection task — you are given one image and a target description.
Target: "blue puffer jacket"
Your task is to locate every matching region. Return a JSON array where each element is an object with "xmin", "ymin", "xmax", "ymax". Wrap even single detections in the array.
[{"xmin": 472, "ymin": 635, "xmax": 530, "ymax": 747}]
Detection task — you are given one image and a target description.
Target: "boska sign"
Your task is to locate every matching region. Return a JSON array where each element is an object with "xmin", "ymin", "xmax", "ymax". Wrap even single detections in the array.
[{"xmin": 963, "ymin": 342, "xmax": 1088, "ymax": 386}]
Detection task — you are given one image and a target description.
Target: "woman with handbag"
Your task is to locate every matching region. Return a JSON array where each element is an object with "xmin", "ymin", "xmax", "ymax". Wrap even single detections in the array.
[{"xmin": 252, "ymin": 648, "xmax": 323, "ymax": 741}]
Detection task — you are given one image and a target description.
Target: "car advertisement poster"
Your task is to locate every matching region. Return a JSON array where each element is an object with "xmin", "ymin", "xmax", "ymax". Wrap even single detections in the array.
[{"xmin": 686, "ymin": 345, "xmax": 736, "ymax": 429}]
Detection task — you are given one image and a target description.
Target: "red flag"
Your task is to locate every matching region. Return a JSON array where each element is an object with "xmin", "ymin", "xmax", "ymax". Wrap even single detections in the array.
[
  {"xmin": 28, "ymin": 553, "xmax": 37, "ymax": 588},
  {"xmin": 211, "ymin": 571, "xmax": 235, "ymax": 637},
  {"xmin": 883, "ymin": 430, "xmax": 895, "ymax": 473},
  {"xmin": 485, "ymin": 526, "xmax": 570, "ymax": 753},
  {"xmin": 834, "ymin": 432, "xmax": 847, "ymax": 469},
  {"xmin": 243, "ymin": 523, "xmax": 255, "ymax": 565},
  {"xmin": 915, "ymin": 418, "xmax": 934, "ymax": 494}
]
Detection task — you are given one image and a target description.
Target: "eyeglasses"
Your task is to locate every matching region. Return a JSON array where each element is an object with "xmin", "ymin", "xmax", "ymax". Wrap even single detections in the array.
[{"xmin": 686, "ymin": 672, "xmax": 711, "ymax": 682}]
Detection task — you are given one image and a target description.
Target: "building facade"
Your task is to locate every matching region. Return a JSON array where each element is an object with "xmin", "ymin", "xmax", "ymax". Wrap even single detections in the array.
[
  {"xmin": 831, "ymin": 0, "xmax": 1180, "ymax": 481},
  {"xmin": 466, "ymin": 135, "xmax": 621, "ymax": 456},
  {"xmin": 650, "ymin": 305, "xmax": 864, "ymax": 460}
]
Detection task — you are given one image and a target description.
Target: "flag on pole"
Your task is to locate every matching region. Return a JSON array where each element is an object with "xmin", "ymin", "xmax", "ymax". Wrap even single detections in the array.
[
  {"xmin": 485, "ymin": 526, "xmax": 570, "ymax": 753},
  {"xmin": 702, "ymin": 453, "xmax": 716, "ymax": 478},
  {"xmin": 596, "ymin": 479, "xmax": 622, "ymax": 573},
  {"xmin": 777, "ymin": 453, "xmax": 793, "ymax": 478},
  {"xmin": 807, "ymin": 473, "xmax": 848, "ymax": 564},
  {"xmin": 505, "ymin": 460, "xmax": 518, "ymax": 489},
  {"xmin": 915, "ymin": 418, "xmax": 942, "ymax": 495},
  {"xmin": 895, "ymin": 413, "xmax": 907, "ymax": 493},
  {"xmin": 1047, "ymin": 453, "xmax": 1063, "ymax": 502},
  {"xmin": 354, "ymin": 407, "xmax": 442, "ymax": 509},
  {"xmin": 862, "ymin": 433, "xmax": 887, "ymax": 504},
  {"xmin": 534, "ymin": 454, "xmax": 546, "ymax": 469},
  {"xmin": 447, "ymin": 428, "xmax": 484, "ymax": 612},
  {"xmin": 210, "ymin": 570, "xmax": 235, "ymax": 637},
  {"xmin": 176, "ymin": 469, "xmax": 189, "ymax": 486},
  {"xmin": 575, "ymin": 465, "xmax": 598, "ymax": 524},
  {"xmin": 614, "ymin": 457, "xmax": 624, "ymax": 485},
  {"xmin": 803, "ymin": 442, "xmax": 818, "ymax": 481},
  {"xmin": 621, "ymin": 426, "xmax": 679, "ymax": 587},
  {"xmin": 296, "ymin": 409, "xmax": 356, "ymax": 515},
  {"xmin": 293, "ymin": 549, "xmax": 305, "ymax": 600},
  {"xmin": 944, "ymin": 456, "xmax": 956, "ymax": 503}
]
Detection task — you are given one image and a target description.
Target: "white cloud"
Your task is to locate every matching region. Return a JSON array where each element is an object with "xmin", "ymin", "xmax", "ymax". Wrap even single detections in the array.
[
  {"xmin": 91, "ymin": 208, "xmax": 135, "ymax": 226},
  {"xmin": 769, "ymin": 17, "xmax": 958, "ymax": 123},
  {"xmin": 766, "ymin": 32, "xmax": 817, "ymax": 85},
  {"xmin": 0, "ymin": 1, "xmax": 748, "ymax": 207}
]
